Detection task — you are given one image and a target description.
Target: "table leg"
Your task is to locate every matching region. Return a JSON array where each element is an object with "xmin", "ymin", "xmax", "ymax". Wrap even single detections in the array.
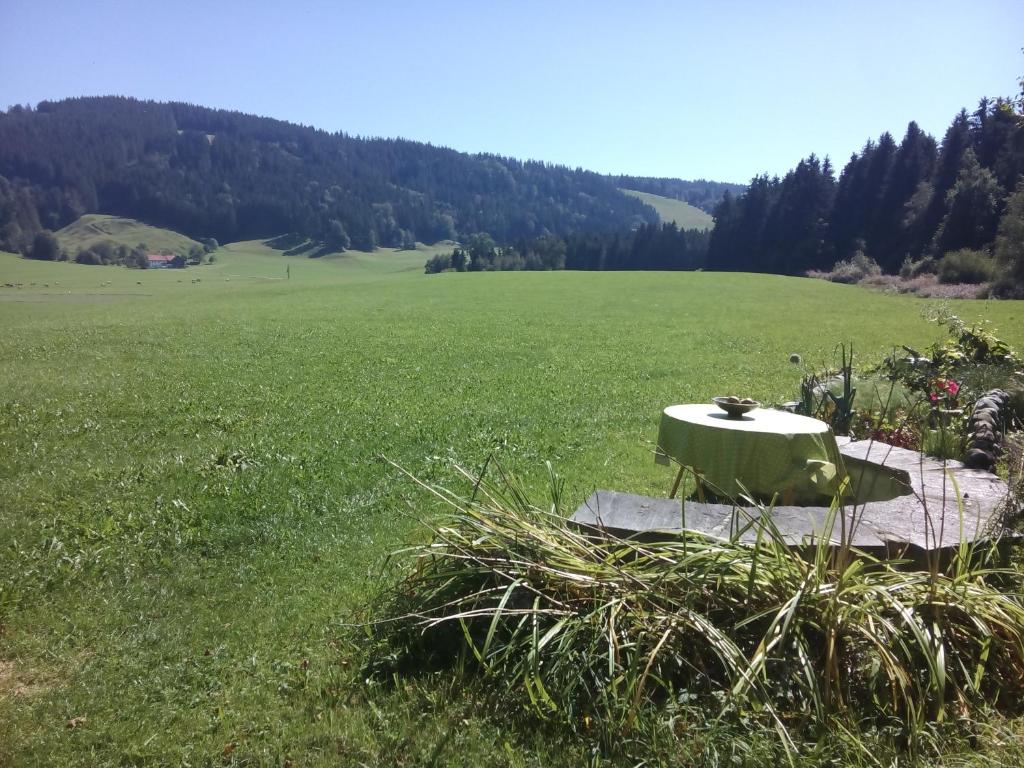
[{"xmin": 669, "ymin": 465, "xmax": 685, "ymax": 499}]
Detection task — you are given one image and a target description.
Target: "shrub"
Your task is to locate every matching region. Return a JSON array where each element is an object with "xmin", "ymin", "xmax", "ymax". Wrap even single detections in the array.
[
  {"xmin": 873, "ymin": 309, "xmax": 1018, "ymax": 460},
  {"xmin": 26, "ymin": 230, "xmax": 62, "ymax": 261},
  {"xmin": 424, "ymin": 252, "xmax": 453, "ymax": 273},
  {"xmin": 937, "ymin": 249, "xmax": 996, "ymax": 284},
  {"xmin": 990, "ymin": 274, "xmax": 1024, "ymax": 298},
  {"xmin": 902, "ymin": 274, "xmax": 989, "ymax": 298},
  {"xmin": 821, "ymin": 251, "xmax": 882, "ymax": 284},
  {"xmin": 994, "ymin": 180, "xmax": 1024, "ymax": 291},
  {"xmin": 90, "ymin": 240, "xmax": 116, "ymax": 264},
  {"xmin": 922, "ymin": 425, "xmax": 965, "ymax": 460},
  {"xmin": 125, "ymin": 246, "xmax": 149, "ymax": 269},
  {"xmin": 850, "ymin": 408, "xmax": 921, "ymax": 450},
  {"xmin": 75, "ymin": 249, "xmax": 102, "ymax": 265},
  {"xmin": 899, "ymin": 255, "xmax": 937, "ymax": 278},
  {"xmin": 858, "ymin": 273, "xmax": 901, "ymax": 289}
]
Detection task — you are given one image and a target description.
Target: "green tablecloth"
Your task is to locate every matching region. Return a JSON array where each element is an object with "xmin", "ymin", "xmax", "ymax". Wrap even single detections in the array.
[{"xmin": 655, "ymin": 404, "xmax": 847, "ymax": 503}]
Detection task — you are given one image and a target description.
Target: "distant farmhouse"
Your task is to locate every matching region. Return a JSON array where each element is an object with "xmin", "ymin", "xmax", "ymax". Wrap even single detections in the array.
[{"xmin": 147, "ymin": 253, "xmax": 177, "ymax": 269}]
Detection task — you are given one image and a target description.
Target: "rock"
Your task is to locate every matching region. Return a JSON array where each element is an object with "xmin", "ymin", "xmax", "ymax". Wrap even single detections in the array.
[
  {"xmin": 963, "ymin": 389, "xmax": 1013, "ymax": 467},
  {"xmin": 963, "ymin": 448, "xmax": 995, "ymax": 469},
  {"xmin": 587, "ymin": 441, "xmax": 1014, "ymax": 554}
]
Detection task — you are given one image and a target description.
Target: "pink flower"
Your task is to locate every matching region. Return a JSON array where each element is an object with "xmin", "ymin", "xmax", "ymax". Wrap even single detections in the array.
[
  {"xmin": 929, "ymin": 392, "xmax": 938, "ymax": 403},
  {"xmin": 946, "ymin": 380, "xmax": 960, "ymax": 396}
]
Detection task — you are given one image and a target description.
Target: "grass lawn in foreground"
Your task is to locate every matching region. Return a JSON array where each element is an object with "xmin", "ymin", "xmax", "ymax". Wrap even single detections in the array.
[{"xmin": 2, "ymin": 247, "xmax": 1023, "ymax": 765}]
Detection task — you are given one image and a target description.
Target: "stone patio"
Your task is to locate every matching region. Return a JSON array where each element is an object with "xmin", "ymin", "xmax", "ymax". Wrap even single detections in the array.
[{"xmin": 570, "ymin": 437, "xmax": 1018, "ymax": 556}]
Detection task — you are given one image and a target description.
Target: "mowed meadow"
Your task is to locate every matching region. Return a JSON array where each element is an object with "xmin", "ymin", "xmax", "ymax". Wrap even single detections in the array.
[{"xmin": 2, "ymin": 244, "xmax": 1024, "ymax": 766}]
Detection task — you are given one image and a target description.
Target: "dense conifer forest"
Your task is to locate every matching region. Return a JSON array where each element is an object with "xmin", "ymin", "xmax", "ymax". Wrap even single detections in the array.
[
  {"xmin": 424, "ymin": 224, "xmax": 710, "ymax": 273},
  {"xmin": 423, "ymin": 92, "xmax": 1023, "ymax": 290},
  {"xmin": 0, "ymin": 96, "xmax": 734, "ymax": 256},
  {"xmin": 707, "ymin": 95, "xmax": 1024, "ymax": 293},
  {"xmin": 3, "ymin": 94, "xmax": 1022, "ymax": 291}
]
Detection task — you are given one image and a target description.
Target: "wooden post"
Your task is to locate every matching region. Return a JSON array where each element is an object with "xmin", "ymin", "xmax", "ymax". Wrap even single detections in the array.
[{"xmin": 669, "ymin": 466, "xmax": 685, "ymax": 499}]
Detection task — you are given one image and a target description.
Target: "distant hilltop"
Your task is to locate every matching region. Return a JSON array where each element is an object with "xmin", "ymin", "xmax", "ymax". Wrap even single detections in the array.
[{"xmin": 0, "ymin": 96, "xmax": 736, "ymax": 255}]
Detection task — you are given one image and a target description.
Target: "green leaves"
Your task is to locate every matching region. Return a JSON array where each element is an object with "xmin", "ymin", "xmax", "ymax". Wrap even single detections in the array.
[{"xmin": 369, "ymin": 464, "xmax": 1024, "ymax": 754}]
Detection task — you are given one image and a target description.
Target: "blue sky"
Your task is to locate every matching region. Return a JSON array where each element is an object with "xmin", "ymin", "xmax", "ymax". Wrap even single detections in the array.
[{"xmin": 1, "ymin": 0, "xmax": 1021, "ymax": 183}]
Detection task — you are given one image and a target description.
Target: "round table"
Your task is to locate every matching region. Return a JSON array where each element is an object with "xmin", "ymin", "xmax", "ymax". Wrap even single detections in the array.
[{"xmin": 655, "ymin": 404, "xmax": 846, "ymax": 503}]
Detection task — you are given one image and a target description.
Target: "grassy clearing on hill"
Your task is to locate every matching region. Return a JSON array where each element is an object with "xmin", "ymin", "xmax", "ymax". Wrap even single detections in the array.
[
  {"xmin": 0, "ymin": 239, "xmax": 444, "ymax": 303},
  {"xmin": 1, "ymin": 248, "xmax": 1023, "ymax": 765},
  {"xmin": 55, "ymin": 214, "xmax": 204, "ymax": 256},
  {"xmin": 621, "ymin": 189, "xmax": 715, "ymax": 230}
]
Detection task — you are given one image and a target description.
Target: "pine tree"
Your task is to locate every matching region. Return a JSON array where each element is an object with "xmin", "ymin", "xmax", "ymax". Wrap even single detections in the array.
[
  {"xmin": 27, "ymin": 230, "xmax": 61, "ymax": 261},
  {"xmin": 871, "ymin": 122, "xmax": 937, "ymax": 271},
  {"xmin": 993, "ymin": 180, "xmax": 1024, "ymax": 295},
  {"xmin": 829, "ymin": 144, "xmax": 873, "ymax": 259},
  {"xmin": 932, "ymin": 148, "xmax": 1003, "ymax": 254},
  {"xmin": 760, "ymin": 155, "xmax": 835, "ymax": 274},
  {"xmin": 916, "ymin": 110, "xmax": 972, "ymax": 253}
]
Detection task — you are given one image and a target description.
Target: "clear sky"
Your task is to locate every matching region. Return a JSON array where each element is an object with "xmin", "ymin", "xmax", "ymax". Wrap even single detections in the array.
[{"xmin": 1, "ymin": 0, "xmax": 1021, "ymax": 183}]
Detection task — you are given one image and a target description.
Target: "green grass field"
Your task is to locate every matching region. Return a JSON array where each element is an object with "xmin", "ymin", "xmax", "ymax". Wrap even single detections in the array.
[
  {"xmin": 0, "ymin": 238, "xmax": 444, "ymax": 301},
  {"xmin": 2, "ymin": 243, "xmax": 1023, "ymax": 766},
  {"xmin": 55, "ymin": 214, "xmax": 205, "ymax": 256},
  {"xmin": 621, "ymin": 189, "xmax": 715, "ymax": 230}
]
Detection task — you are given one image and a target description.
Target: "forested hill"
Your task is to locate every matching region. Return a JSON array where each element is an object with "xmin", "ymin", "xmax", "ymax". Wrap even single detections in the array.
[
  {"xmin": 612, "ymin": 175, "xmax": 746, "ymax": 213},
  {"xmin": 0, "ymin": 96, "xmax": 732, "ymax": 254},
  {"xmin": 707, "ymin": 96, "xmax": 1024, "ymax": 278}
]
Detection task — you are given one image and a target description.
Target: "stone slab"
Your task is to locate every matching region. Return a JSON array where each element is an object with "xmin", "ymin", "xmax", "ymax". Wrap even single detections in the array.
[{"xmin": 569, "ymin": 439, "xmax": 1015, "ymax": 554}]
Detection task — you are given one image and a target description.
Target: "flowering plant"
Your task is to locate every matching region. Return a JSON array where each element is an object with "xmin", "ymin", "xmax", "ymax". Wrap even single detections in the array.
[
  {"xmin": 928, "ymin": 377, "xmax": 961, "ymax": 409},
  {"xmin": 850, "ymin": 409, "xmax": 920, "ymax": 450}
]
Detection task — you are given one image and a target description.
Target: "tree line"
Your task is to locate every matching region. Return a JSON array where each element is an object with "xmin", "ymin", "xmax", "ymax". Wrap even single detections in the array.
[
  {"xmin": 611, "ymin": 176, "xmax": 746, "ymax": 213},
  {"xmin": 0, "ymin": 96, "xmax": 734, "ymax": 258},
  {"xmin": 425, "ymin": 223, "xmax": 711, "ymax": 273},
  {"xmin": 707, "ymin": 95, "xmax": 1024, "ymax": 292},
  {"xmin": 7, "ymin": 94, "xmax": 1020, "ymax": 290},
  {"xmin": 22, "ymin": 227, "xmax": 218, "ymax": 268},
  {"xmin": 424, "ymin": 88, "xmax": 1023, "ymax": 286}
]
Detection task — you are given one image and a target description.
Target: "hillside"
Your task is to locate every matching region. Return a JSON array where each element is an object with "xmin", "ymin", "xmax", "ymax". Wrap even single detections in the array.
[
  {"xmin": 621, "ymin": 189, "xmax": 714, "ymax": 230},
  {"xmin": 0, "ymin": 98, "xmax": 736, "ymax": 258},
  {"xmin": 0, "ymin": 238, "xmax": 449, "ymax": 299},
  {"xmin": 613, "ymin": 175, "xmax": 746, "ymax": 212},
  {"xmin": 56, "ymin": 214, "xmax": 202, "ymax": 256}
]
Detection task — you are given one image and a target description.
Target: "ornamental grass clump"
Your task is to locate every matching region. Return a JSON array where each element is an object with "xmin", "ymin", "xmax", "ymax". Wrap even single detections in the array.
[{"xmin": 366, "ymin": 462, "xmax": 1024, "ymax": 754}]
